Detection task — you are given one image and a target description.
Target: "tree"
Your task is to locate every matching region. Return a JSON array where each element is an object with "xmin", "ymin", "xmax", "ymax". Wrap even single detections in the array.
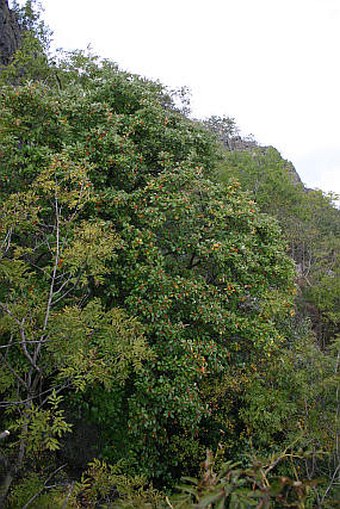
[
  {"xmin": 0, "ymin": 99, "xmax": 152, "ymax": 503},
  {"xmin": 0, "ymin": 51, "xmax": 297, "ymax": 500},
  {"xmin": 218, "ymin": 144, "xmax": 340, "ymax": 347}
]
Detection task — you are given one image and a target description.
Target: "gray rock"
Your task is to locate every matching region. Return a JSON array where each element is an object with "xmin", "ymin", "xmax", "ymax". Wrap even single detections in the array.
[{"xmin": 0, "ymin": 0, "xmax": 21, "ymax": 66}]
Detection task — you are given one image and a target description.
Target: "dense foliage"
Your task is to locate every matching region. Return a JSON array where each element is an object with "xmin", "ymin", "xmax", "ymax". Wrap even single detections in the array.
[
  {"xmin": 0, "ymin": 3, "xmax": 339, "ymax": 507},
  {"xmin": 217, "ymin": 144, "xmax": 340, "ymax": 348}
]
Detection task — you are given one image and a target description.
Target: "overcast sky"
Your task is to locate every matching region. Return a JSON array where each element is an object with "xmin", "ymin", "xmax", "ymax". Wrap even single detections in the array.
[{"xmin": 17, "ymin": 0, "xmax": 340, "ymax": 196}]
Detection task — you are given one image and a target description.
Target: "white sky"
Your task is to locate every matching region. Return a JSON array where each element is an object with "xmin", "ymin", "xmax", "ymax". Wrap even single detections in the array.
[{"xmin": 15, "ymin": 0, "xmax": 340, "ymax": 196}]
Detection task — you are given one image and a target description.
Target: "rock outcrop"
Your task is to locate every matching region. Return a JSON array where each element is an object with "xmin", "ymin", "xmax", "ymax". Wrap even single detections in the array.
[{"xmin": 0, "ymin": 0, "xmax": 21, "ymax": 66}]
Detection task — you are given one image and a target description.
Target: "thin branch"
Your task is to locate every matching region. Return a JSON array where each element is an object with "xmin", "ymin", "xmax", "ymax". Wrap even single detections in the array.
[
  {"xmin": 0, "ymin": 304, "xmax": 39, "ymax": 372},
  {"xmin": 187, "ymin": 252, "xmax": 200, "ymax": 270},
  {"xmin": 38, "ymin": 380, "xmax": 71, "ymax": 409},
  {"xmin": 165, "ymin": 496, "xmax": 175, "ymax": 509},
  {"xmin": 22, "ymin": 464, "xmax": 67, "ymax": 509},
  {"xmin": 35, "ymin": 196, "xmax": 61, "ymax": 364},
  {"xmin": 19, "ymin": 318, "xmax": 41, "ymax": 372},
  {"xmin": 0, "ymin": 339, "xmax": 49, "ymax": 350},
  {"xmin": 66, "ymin": 182, "xmax": 87, "ymax": 223},
  {"xmin": 0, "ymin": 381, "xmax": 70, "ymax": 409},
  {"xmin": 52, "ymin": 273, "xmax": 75, "ymax": 298},
  {"xmin": 0, "ymin": 228, "xmax": 12, "ymax": 258},
  {"xmin": 62, "ymin": 482, "xmax": 75, "ymax": 509},
  {"xmin": 0, "ymin": 353, "xmax": 28, "ymax": 390},
  {"xmin": 51, "ymin": 273, "xmax": 82, "ymax": 307},
  {"xmin": 320, "ymin": 463, "xmax": 340, "ymax": 504},
  {"xmin": 27, "ymin": 261, "xmax": 51, "ymax": 276},
  {"xmin": 263, "ymin": 450, "xmax": 303, "ymax": 477}
]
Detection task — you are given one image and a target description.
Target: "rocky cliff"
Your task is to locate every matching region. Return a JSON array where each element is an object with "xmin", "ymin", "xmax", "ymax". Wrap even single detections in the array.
[{"xmin": 0, "ymin": 0, "xmax": 21, "ymax": 66}]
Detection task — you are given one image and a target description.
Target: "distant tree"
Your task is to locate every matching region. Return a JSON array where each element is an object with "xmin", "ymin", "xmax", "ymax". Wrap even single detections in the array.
[
  {"xmin": 218, "ymin": 145, "xmax": 340, "ymax": 347},
  {"xmin": 203, "ymin": 115, "xmax": 239, "ymax": 150}
]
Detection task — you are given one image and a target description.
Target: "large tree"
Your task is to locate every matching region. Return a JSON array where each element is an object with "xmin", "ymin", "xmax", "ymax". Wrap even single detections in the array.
[{"xmin": 0, "ymin": 51, "xmax": 296, "ymax": 498}]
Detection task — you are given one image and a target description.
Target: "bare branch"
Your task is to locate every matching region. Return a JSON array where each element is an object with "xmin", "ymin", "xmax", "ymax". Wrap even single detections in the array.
[
  {"xmin": 0, "ymin": 227, "xmax": 12, "ymax": 258},
  {"xmin": 22, "ymin": 464, "xmax": 67, "ymax": 509},
  {"xmin": 0, "ymin": 304, "xmax": 40, "ymax": 372},
  {"xmin": 0, "ymin": 339, "xmax": 49, "ymax": 350},
  {"xmin": 35, "ymin": 196, "xmax": 61, "ymax": 364},
  {"xmin": 61, "ymin": 482, "xmax": 75, "ymax": 509},
  {"xmin": 52, "ymin": 272, "xmax": 82, "ymax": 307},
  {"xmin": 0, "ymin": 353, "xmax": 28, "ymax": 390},
  {"xmin": 320, "ymin": 463, "xmax": 340, "ymax": 504},
  {"xmin": 0, "ymin": 381, "xmax": 71, "ymax": 409}
]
